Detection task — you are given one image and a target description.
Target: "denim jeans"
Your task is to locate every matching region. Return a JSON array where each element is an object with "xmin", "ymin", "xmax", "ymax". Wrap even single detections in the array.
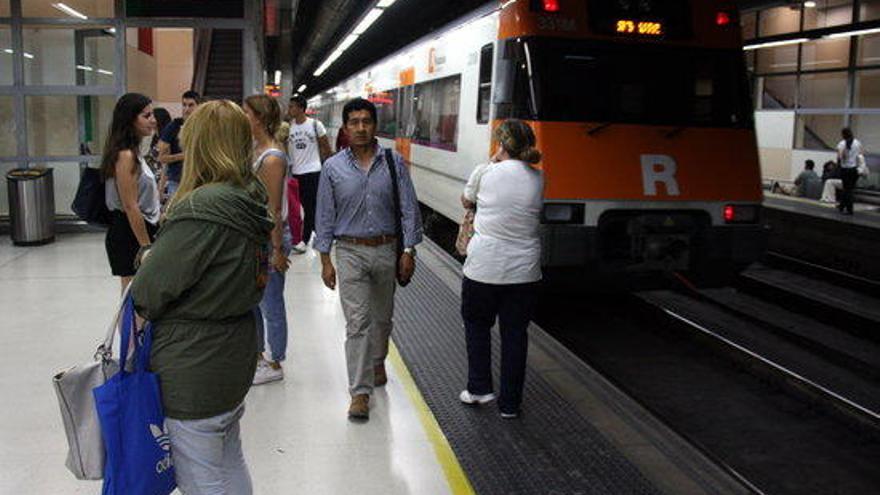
[
  {"xmin": 166, "ymin": 180, "xmax": 180, "ymax": 196},
  {"xmin": 165, "ymin": 403, "xmax": 252, "ymax": 495},
  {"xmin": 255, "ymin": 226, "xmax": 292, "ymax": 362},
  {"xmin": 461, "ymin": 277, "xmax": 539, "ymax": 414}
]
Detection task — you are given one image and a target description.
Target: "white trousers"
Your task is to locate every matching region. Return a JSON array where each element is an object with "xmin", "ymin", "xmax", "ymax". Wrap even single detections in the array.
[{"xmin": 165, "ymin": 403, "xmax": 252, "ymax": 495}]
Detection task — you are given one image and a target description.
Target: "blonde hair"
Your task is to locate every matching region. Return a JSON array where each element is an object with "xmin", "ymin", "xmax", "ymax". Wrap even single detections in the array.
[
  {"xmin": 244, "ymin": 94, "xmax": 283, "ymax": 138},
  {"xmin": 494, "ymin": 119, "xmax": 542, "ymax": 164},
  {"xmin": 166, "ymin": 100, "xmax": 258, "ymax": 212},
  {"xmin": 275, "ymin": 121, "xmax": 290, "ymax": 148}
]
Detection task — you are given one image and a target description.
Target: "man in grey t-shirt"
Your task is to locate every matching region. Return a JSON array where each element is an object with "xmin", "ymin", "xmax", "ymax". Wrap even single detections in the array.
[
  {"xmin": 795, "ymin": 160, "xmax": 823, "ymax": 199},
  {"xmin": 772, "ymin": 160, "xmax": 822, "ymax": 199}
]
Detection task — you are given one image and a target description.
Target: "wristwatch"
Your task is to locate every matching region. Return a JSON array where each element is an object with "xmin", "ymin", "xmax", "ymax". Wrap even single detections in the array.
[{"xmin": 403, "ymin": 247, "xmax": 416, "ymax": 257}]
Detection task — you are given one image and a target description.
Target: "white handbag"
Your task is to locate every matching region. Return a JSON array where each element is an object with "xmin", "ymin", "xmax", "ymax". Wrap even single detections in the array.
[{"xmin": 52, "ymin": 287, "xmax": 130, "ymax": 480}]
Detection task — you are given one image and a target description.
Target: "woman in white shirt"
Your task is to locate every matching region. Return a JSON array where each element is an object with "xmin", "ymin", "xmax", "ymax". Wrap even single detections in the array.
[
  {"xmin": 837, "ymin": 127, "xmax": 864, "ymax": 215},
  {"xmin": 244, "ymin": 94, "xmax": 292, "ymax": 385},
  {"xmin": 458, "ymin": 119, "xmax": 544, "ymax": 419}
]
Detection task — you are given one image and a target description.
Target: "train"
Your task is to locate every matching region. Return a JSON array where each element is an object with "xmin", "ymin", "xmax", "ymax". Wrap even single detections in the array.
[{"xmin": 311, "ymin": 0, "xmax": 767, "ymax": 288}]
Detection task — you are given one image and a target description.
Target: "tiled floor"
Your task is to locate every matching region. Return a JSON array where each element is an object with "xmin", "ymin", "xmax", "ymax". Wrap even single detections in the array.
[{"xmin": 0, "ymin": 233, "xmax": 453, "ymax": 494}]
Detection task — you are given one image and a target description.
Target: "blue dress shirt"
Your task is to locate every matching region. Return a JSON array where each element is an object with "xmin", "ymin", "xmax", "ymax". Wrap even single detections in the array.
[{"xmin": 314, "ymin": 144, "xmax": 423, "ymax": 254}]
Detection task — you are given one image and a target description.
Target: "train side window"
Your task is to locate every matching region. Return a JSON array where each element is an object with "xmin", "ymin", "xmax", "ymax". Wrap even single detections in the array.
[{"xmin": 477, "ymin": 43, "xmax": 494, "ymax": 124}]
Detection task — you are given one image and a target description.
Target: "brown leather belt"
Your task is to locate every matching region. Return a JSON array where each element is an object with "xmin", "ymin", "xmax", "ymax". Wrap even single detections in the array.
[{"xmin": 337, "ymin": 235, "xmax": 397, "ymax": 247}]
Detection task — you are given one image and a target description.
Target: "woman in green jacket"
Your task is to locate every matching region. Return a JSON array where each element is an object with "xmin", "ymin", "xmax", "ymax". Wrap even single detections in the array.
[{"xmin": 131, "ymin": 100, "xmax": 273, "ymax": 495}]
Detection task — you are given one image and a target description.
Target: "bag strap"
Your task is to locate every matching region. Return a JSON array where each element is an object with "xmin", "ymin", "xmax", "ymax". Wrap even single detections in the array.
[
  {"xmin": 385, "ymin": 148, "xmax": 403, "ymax": 241},
  {"xmin": 95, "ymin": 284, "xmax": 132, "ymax": 361},
  {"xmin": 117, "ymin": 295, "xmax": 137, "ymax": 375}
]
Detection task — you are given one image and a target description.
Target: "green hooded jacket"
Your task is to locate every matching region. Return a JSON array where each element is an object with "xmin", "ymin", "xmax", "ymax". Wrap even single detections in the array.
[{"xmin": 131, "ymin": 181, "xmax": 273, "ymax": 420}]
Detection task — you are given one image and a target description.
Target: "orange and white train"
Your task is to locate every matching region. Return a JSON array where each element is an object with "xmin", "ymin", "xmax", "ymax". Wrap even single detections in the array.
[{"xmin": 311, "ymin": 0, "xmax": 766, "ymax": 287}]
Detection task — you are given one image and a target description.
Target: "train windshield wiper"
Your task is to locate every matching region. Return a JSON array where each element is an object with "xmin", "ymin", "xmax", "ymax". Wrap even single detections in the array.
[
  {"xmin": 665, "ymin": 126, "xmax": 688, "ymax": 138},
  {"xmin": 586, "ymin": 122, "xmax": 614, "ymax": 136}
]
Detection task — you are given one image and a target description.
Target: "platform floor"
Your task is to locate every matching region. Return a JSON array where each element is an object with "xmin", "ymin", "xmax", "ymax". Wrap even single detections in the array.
[
  {"xmin": 1, "ymin": 232, "xmax": 752, "ymax": 495},
  {"xmin": 763, "ymin": 192, "xmax": 880, "ymax": 228},
  {"xmin": 0, "ymin": 233, "xmax": 456, "ymax": 495}
]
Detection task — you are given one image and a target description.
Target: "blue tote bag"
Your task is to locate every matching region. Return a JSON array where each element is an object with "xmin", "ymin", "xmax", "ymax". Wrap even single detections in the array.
[{"xmin": 93, "ymin": 296, "xmax": 176, "ymax": 495}]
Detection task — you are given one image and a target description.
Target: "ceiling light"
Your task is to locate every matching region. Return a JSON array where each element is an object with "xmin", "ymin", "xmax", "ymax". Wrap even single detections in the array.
[
  {"xmin": 826, "ymin": 27, "xmax": 880, "ymax": 39},
  {"xmin": 52, "ymin": 2, "xmax": 89, "ymax": 20},
  {"xmin": 97, "ymin": 69, "xmax": 113, "ymax": 75},
  {"xmin": 23, "ymin": 52, "xmax": 34, "ymax": 59},
  {"xmin": 353, "ymin": 8, "xmax": 384, "ymax": 35},
  {"xmin": 313, "ymin": 0, "xmax": 404, "ymax": 78},
  {"xmin": 76, "ymin": 65, "xmax": 94, "ymax": 71},
  {"xmin": 3, "ymin": 49, "xmax": 12, "ymax": 54},
  {"xmin": 297, "ymin": 84, "xmax": 307, "ymax": 92},
  {"xmin": 804, "ymin": 1, "xmax": 817, "ymax": 7},
  {"xmin": 339, "ymin": 34, "xmax": 359, "ymax": 51},
  {"xmin": 743, "ymin": 38, "xmax": 809, "ymax": 50},
  {"xmin": 274, "ymin": 70, "xmax": 281, "ymax": 85}
]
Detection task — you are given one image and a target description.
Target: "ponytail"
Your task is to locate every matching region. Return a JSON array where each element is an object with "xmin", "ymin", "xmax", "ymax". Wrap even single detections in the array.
[{"xmin": 494, "ymin": 119, "xmax": 542, "ymax": 165}]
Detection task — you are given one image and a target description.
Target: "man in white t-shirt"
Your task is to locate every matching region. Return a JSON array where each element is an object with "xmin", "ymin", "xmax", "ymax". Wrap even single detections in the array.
[{"xmin": 288, "ymin": 95, "xmax": 332, "ymax": 248}]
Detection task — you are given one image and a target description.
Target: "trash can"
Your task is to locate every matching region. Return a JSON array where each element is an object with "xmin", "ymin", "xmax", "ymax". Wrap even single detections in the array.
[{"xmin": 6, "ymin": 167, "xmax": 55, "ymax": 246}]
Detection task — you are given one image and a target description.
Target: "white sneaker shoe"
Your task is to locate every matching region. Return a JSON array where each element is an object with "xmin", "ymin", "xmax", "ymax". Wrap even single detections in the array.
[
  {"xmin": 252, "ymin": 361, "xmax": 284, "ymax": 385},
  {"xmin": 290, "ymin": 241, "xmax": 307, "ymax": 254},
  {"xmin": 459, "ymin": 390, "xmax": 496, "ymax": 405}
]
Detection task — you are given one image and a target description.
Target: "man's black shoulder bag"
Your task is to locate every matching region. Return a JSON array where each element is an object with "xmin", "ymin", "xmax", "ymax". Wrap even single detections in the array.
[{"xmin": 385, "ymin": 148, "xmax": 410, "ymax": 287}]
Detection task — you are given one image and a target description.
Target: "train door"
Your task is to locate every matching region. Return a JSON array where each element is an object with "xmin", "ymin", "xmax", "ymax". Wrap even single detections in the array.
[{"xmin": 477, "ymin": 42, "xmax": 495, "ymax": 157}]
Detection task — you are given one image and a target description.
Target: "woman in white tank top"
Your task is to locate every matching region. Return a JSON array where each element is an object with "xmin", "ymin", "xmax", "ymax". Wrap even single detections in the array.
[
  {"xmin": 100, "ymin": 93, "xmax": 160, "ymax": 290},
  {"xmin": 244, "ymin": 94, "xmax": 293, "ymax": 385}
]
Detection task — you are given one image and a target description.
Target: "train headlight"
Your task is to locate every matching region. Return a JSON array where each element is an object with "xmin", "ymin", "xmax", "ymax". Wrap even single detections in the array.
[
  {"xmin": 723, "ymin": 204, "xmax": 760, "ymax": 224},
  {"xmin": 542, "ymin": 203, "xmax": 585, "ymax": 224}
]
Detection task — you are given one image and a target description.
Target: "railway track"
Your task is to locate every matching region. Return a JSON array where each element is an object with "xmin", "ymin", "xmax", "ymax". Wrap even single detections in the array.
[{"xmin": 537, "ymin": 259, "xmax": 880, "ymax": 495}]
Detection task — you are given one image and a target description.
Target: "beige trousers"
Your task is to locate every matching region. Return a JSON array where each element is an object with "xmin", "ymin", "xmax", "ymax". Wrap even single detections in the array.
[{"xmin": 336, "ymin": 241, "xmax": 397, "ymax": 396}]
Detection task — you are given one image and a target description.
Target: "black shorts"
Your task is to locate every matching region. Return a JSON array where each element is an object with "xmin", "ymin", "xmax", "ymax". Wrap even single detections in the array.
[{"xmin": 105, "ymin": 210, "xmax": 159, "ymax": 277}]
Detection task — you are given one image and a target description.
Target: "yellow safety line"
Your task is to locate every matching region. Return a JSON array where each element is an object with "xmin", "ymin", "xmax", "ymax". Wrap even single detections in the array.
[{"xmin": 388, "ymin": 342, "xmax": 476, "ymax": 495}]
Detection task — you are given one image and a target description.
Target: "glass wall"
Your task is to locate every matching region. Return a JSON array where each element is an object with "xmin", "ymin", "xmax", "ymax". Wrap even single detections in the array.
[
  {"xmin": 22, "ymin": 0, "xmax": 114, "ymax": 19},
  {"xmin": 1, "ymin": 0, "xmax": 254, "ymax": 219},
  {"xmin": 0, "ymin": 26, "xmax": 12, "ymax": 85},
  {"xmin": 0, "ymin": 97, "xmax": 14, "ymax": 156},
  {"xmin": 0, "ymin": 0, "xmax": 119, "ymax": 217},
  {"xmin": 747, "ymin": 1, "xmax": 880, "ymax": 154},
  {"xmin": 22, "ymin": 25, "xmax": 117, "ymax": 86}
]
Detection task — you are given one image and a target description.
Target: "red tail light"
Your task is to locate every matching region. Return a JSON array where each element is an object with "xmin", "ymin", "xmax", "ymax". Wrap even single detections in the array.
[
  {"xmin": 542, "ymin": 0, "xmax": 560, "ymax": 12},
  {"xmin": 724, "ymin": 205, "xmax": 759, "ymax": 224},
  {"xmin": 716, "ymin": 11, "xmax": 732, "ymax": 26},
  {"xmin": 723, "ymin": 205, "xmax": 736, "ymax": 222}
]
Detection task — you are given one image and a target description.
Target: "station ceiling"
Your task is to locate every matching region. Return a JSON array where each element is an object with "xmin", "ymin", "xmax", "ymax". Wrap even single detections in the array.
[{"xmin": 288, "ymin": 0, "xmax": 795, "ymax": 97}]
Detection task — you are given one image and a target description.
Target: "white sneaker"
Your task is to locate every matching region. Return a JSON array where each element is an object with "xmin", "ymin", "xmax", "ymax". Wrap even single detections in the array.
[
  {"xmin": 459, "ymin": 390, "xmax": 496, "ymax": 405},
  {"xmin": 252, "ymin": 361, "xmax": 284, "ymax": 385},
  {"xmin": 290, "ymin": 241, "xmax": 307, "ymax": 254}
]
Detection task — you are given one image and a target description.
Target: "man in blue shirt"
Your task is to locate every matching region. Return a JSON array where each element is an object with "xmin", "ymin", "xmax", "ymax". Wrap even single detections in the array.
[
  {"xmin": 158, "ymin": 90, "xmax": 201, "ymax": 200},
  {"xmin": 315, "ymin": 98, "xmax": 423, "ymax": 420}
]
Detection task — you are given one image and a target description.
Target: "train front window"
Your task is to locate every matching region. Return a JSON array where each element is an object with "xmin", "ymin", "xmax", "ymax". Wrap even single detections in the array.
[{"xmin": 497, "ymin": 38, "xmax": 752, "ymax": 128}]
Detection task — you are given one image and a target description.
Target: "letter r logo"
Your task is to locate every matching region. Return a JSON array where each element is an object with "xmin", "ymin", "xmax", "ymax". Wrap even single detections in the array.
[{"xmin": 641, "ymin": 155, "xmax": 680, "ymax": 196}]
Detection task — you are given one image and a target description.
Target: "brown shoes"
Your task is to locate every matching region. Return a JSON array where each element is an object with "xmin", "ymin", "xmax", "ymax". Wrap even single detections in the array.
[
  {"xmin": 374, "ymin": 363, "xmax": 388, "ymax": 387},
  {"xmin": 348, "ymin": 394, "xmax": 370, "ymax": 420}
]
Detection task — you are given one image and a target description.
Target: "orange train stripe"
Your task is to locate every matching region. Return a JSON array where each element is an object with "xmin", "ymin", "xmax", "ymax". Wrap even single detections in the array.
[{"xmin": 519, "ymin": 121, "xmax": 763, "ymax": 202}]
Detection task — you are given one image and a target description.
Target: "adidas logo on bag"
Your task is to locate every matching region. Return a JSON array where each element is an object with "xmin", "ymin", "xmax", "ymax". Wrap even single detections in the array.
[
  {"xmin": 150, "ymin": 423, "xmax": 174, "ymax": 474},
  {"xmin": 150, "ymin": 424, "xmax": 171, "ymax": 451}
]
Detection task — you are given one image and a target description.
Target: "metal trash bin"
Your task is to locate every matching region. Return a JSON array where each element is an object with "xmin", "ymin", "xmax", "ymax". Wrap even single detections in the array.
[{"xmin": 6, "ymin": 167, "xmax": 55, "ymax": 246}]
